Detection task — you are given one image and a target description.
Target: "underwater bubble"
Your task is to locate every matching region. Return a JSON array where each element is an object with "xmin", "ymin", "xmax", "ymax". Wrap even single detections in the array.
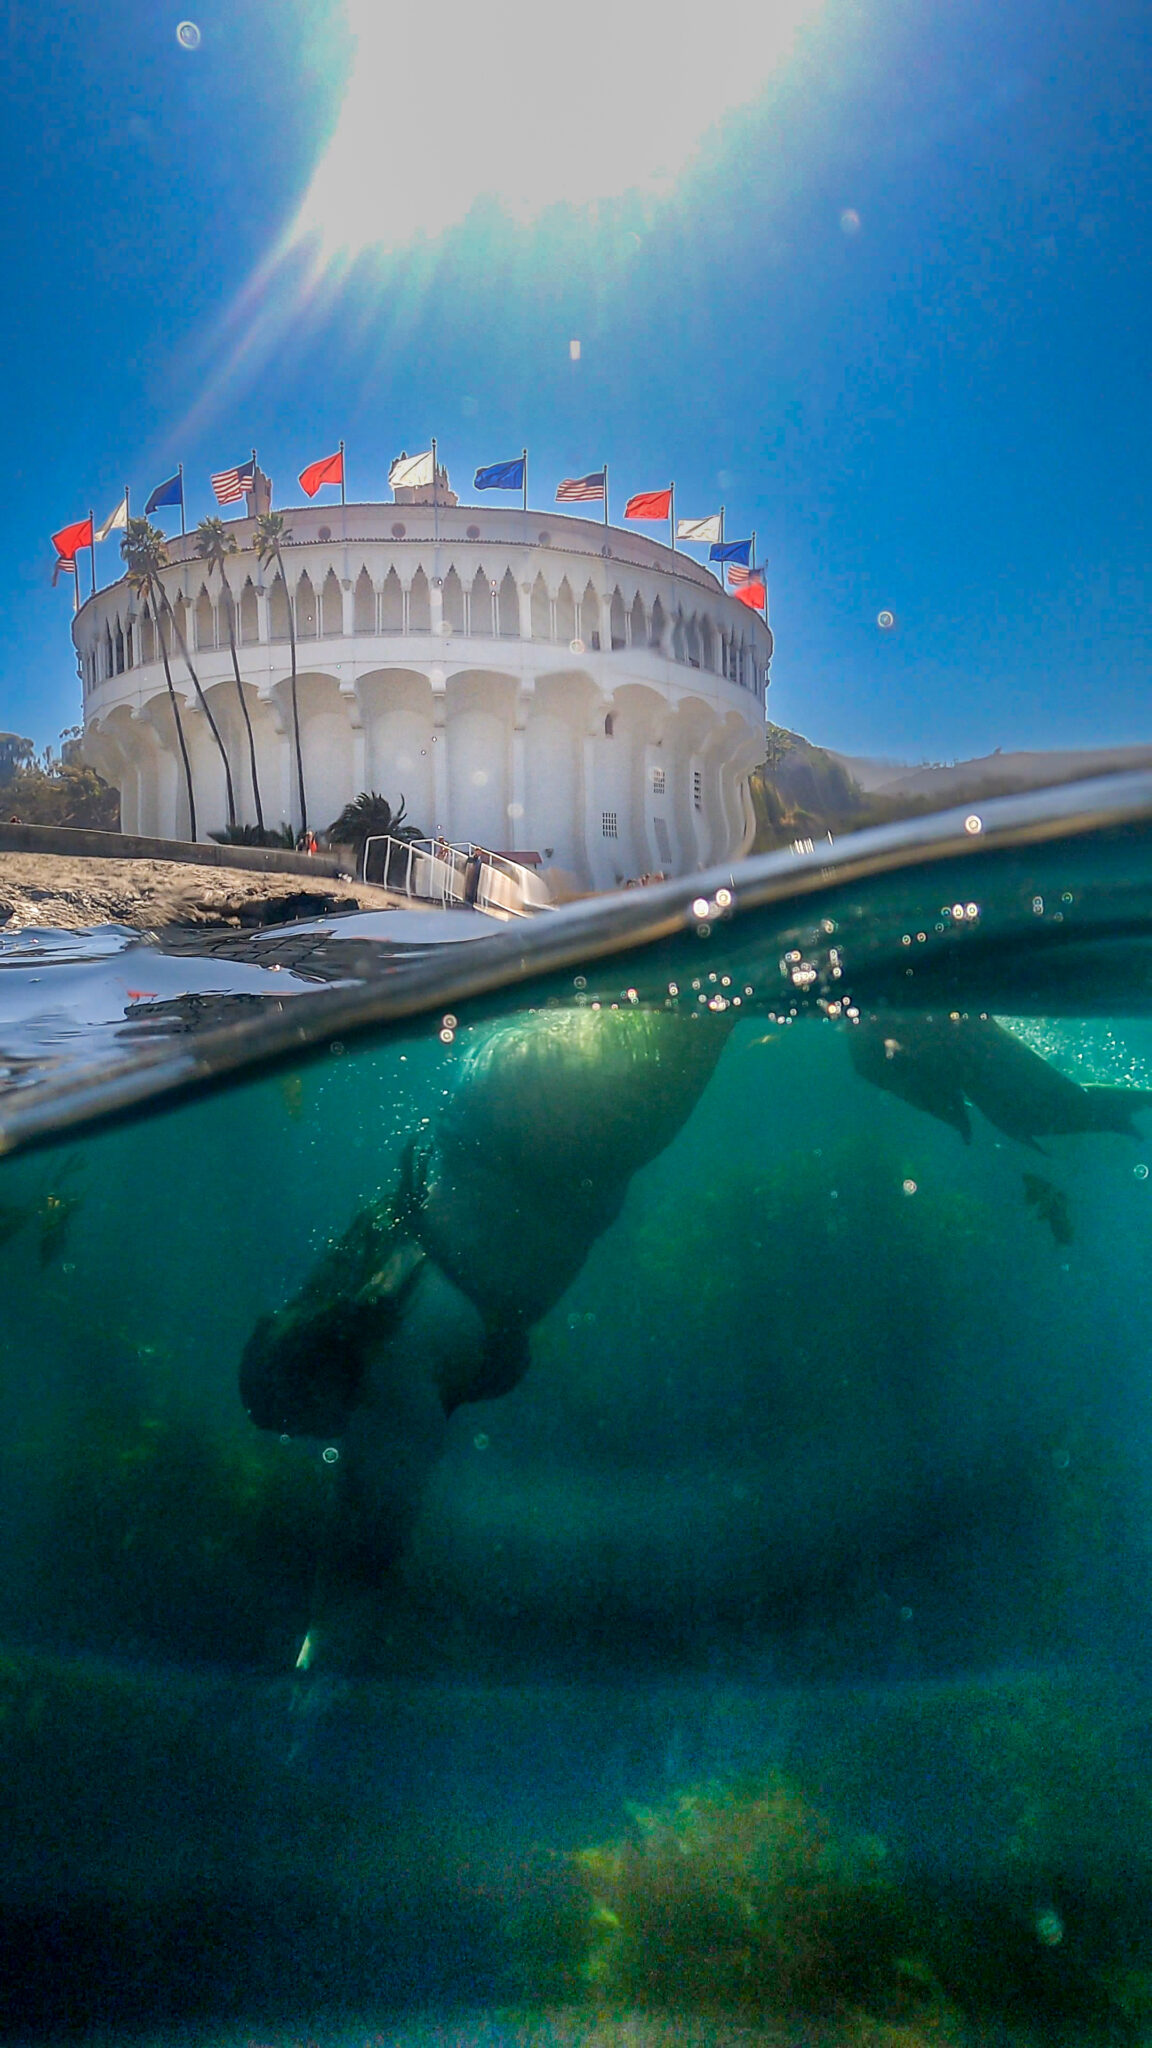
[
  {"xmin": 902, "ymin": 1179, "xmax": 917, "ymax": 1195},
  {"xmin": 715, "ymin": 887, "xmax": 733, "ymax": 909},
  {"xmin": 876, "ymin": 608, "xmax": 895, "ymax": 628},
  {"xmin": 965, "ymin": 814, "xmax": 982, "ymax": 834},
  {"xmin": 1032, "ymin": 896, "xmax": 1045, "ymax": 914},
  {"xmin": 1136, "ymin": 1164, "xmax": 1149, "ymax": 1180},
  {"xmin": 442, "ymin": 1013, "xmax": 457, "ymax": 1029},
  {"xmin": 1053, "ymin": 1448, "xmax": 1071, "ymax": 1469},
  {"xmin": 692, "ymin": 897, "xmax": 710, "ymax": 918},
  {"xmin": 279, "ymin": 1434, "xmax": 291, "ymax": 1445},
  {"xmin": 322, "ymin": 1446, "xmax": 339, "ymax": 1464},
  {"xmin": 574, "ymin": 974, "xmax": 586, "ymax": 989},
  {"xmin": 840, "ymin": 208, "xmax": 862, "ymax": 234},
  {"xmin": 473, "ymin": 1432, "xmax": 489, "ymax": 1451},
  {"xmin": 899, "ymin": 1606, "xmax": 914, "ymax": 1621},
  {"xmin": 440, "ymin": 1028, "xmax": 455, "ymax": 1044},
  {"xmin": 175, "ymin": 20, "xmax": 201, "ymax": 48},
  {"xmin": 330, "ymin": 1041, "xmax": 345, "ymax": 1055}
]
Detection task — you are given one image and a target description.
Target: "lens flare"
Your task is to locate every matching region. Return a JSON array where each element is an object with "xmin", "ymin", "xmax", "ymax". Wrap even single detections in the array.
[{"xmin": 292, "ymin": 0, "xmax": 824, "ymax": 262}]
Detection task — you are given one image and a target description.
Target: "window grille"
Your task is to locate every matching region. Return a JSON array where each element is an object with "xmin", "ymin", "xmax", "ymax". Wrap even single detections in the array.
[
  {"xmin": 652, "ymin": 766, "xmax": 666, "ymax": 795},
  {"xmin": 693, "ymin": 770, "xmax": 703, "ymax": 810},
  {"xmin": 602, "ymin": 811, "xmax": 619, "ymax": 839}
]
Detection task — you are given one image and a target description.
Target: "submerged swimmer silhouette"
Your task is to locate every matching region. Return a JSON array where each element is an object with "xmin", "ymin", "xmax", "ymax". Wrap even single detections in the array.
[{"xmin": 240, "ymin": 1005, "xmax": 1151, "ymax": 1665}]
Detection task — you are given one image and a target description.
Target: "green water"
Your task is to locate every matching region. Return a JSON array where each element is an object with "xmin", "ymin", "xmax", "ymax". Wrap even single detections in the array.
[{"xmin": 7, "ymin": 812, "xmax": 1152, "ymax": 2042}]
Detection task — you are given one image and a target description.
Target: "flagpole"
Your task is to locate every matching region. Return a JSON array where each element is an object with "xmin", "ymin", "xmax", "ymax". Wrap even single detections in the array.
[
  {"xmin": 178, "ymin": 463, "xmax": 186, "ymax": 535},
  {"xmin": 432, "ymin": 436, "xmax": 439, "ymax": 545},
  {"xmin": 125, "ymin": 483, "xmax": 131, "ymax": 525},
  {"xmin": 72, "ymin": 565, "xmax": 79, "ymax": 617},
  {"xmin": 603, "ymin": 464, "xmax": 609, "ymax": 527},
  {"xmin": 339, "ymin": 440, "xmax": 346, "ymax": 506},
  {"xmin": 717, "ymin": 504, "xmax": 725, "ymax": 588},
  {"xmin": 88, "ymin": 511, "xmax": 96, "ymax": 599},
  {"xmin": 522, "ymin": 447, "xmax": 527, "ymax": 513},
  {"xmin": 669, "ymin": 483, "xmax": 675, "ymax": 553}
]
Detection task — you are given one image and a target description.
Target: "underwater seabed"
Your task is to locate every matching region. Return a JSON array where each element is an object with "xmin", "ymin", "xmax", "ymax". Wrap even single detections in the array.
[{"xmin": 8, "ymin": 779, "xmax": 1152, "ymax": 2041}]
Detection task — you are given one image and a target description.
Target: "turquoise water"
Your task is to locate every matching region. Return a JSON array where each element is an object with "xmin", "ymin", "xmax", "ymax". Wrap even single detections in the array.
[{"xmin": 6, "ymin": 787, "xmax": 1152, "ymax": 2043}]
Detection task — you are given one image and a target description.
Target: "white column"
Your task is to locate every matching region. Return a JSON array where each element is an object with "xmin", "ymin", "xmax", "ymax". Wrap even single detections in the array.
[
  {"xmin": 341, "ymin": 578, "xmax": 355, "ymax": 635},
  {"xmin": 511, "ymin": 679, "xmax": 533, "ymax": 838},
  {"xmin": 518, "ymin": 579, "xmax": 533, "ymax": 641},
  {"xmin": 430, "ymin": 669, "xmax": 449, "ymax": 836}
]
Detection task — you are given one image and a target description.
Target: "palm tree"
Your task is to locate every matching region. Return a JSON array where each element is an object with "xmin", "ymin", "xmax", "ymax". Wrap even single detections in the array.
[
  {"xmin": 194, "ymin": 517, "xmax": 265, "ymax": 833},
  {"xmin": 160, "ymin": 574, "xmax": 237, "ymax": 833},
  {"xmin": 121, "ymin": 519, "xmax": 196, "ymax": 840},
  {"xmin": 327, "ymin": 791, "xmax": 422, "ymax": 874},
  {"xmin": 253, "ymin": 512, "xmax": 306, "ymax": 834}
]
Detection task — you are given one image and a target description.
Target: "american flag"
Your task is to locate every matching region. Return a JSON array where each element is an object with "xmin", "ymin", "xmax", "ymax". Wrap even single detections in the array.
[
  {"xmin": 211, "ymin": 459, "xmax": 256, "ymax": 506},
  {"xmin": 52, "ymin": 555, "xmax": 77, "ymax": 587},
  {"xmin": 556, "ymin": 470, "xmax": 605, "ymax": 503},
  {"xmin": 727, "ymin": 563, "xmax": 756, "ymax": 587}
]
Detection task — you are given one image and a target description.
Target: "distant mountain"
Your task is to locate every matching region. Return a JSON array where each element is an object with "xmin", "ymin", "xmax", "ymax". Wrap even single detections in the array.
[
  {"xmin": 831, "ymin": 744, "xmax": 1152, "ymax": 804},
  {"xmin": 749, "ymin": 730, "xmax": 1152, "ymax": 852}
]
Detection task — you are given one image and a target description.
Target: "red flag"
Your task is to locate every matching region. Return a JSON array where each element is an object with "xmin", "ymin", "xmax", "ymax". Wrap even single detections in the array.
[
  {"xmin": 51, "ymin": 517, "xmax": 94, "ymax": 560},
  {"xmin": 298, "ymin": 449, "xmax": 344, "ymax": 498},
  {"xmin": 734, "ymin": 581, "xmax": 766, "ymax": 609},
  {"xmin": 624, "ymin": 488, "xmax": 673, "ymax": 521}
]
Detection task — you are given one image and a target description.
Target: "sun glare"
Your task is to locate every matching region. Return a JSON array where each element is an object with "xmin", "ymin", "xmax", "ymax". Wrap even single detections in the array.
[{"xmin": 291, "ymin": 0, "xmax": 824, "ymax": 261}]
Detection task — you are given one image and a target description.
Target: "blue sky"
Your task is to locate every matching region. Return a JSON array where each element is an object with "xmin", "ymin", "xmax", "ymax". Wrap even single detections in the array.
[{"xmin": 3, "ymin": 0, "xmax": 1148, "ymax": 763}]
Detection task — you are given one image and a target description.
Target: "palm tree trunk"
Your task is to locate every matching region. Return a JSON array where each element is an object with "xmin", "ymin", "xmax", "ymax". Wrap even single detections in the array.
[
  {"xmin": 152, "ymin": 588, "xmax": 197, "ymax": 841},
  {"xmin": 160, "ymin": 585, "xmax": 237, "ymax": 830},
  {"xmin": 277, "ymin": 547, "xmax": 307, "ymax": 834},
  {"xmin": 220, "ymin": 577, "xmax": 265, "ymax": 833}
]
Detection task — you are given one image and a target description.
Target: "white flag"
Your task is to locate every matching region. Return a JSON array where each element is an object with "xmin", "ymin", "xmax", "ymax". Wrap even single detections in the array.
[
  {"xmin": 676, "ymin": 513, "xmax": 722, "ymax": 544},
  {"xmin": 94, "ymin": 494, "xmax": 129, "ymax": 543},
  {"xmin": 389, "ymin": 449, "xmax": 434, "ymax": 490}
]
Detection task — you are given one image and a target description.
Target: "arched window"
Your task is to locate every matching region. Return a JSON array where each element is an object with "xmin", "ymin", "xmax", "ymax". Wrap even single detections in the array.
[
  {"xmin": 630, "ymin": 590, "xmax": 646, "ymax": 648},
  {"xmin": 296, "ymin": 570, "xmax": 318, "ymax": 638},
  {"xmin": 269, "ymin": 575, "xmax": 291, "ymax": 641},
  {"xmin": 610, "ymin": 588, "xmax": 626, "ymax": 649},
  {"xmin": 380, "ymin": 567, "xmax": 403, "ymax": 632},
  {"xmin": 580, "ymin": 580, "xmax": 600, "ymax": 648},
  {"xmin": 498, "ymin": 567, "xmax": 519, "ymax": 637},
  {"xmin": 172, "ymin": 595, "xmax": 189, "ymax": 652},
  {"xmin": 685, "ymin": 616, "xmax": 700, "ymax": 668},
  {"xmin": 125, "ymin": 619, "xmax": 134, "ymax": 669},
  {"xmin": 555, "ymin": 576, "xmax": 576, "ymax": 643},
  {"xmin": 700, "ymin": 616, "xmax": 715, "ymax": 671},
  {"xmin": 194, "ymin": 585, "xmax": 215, "ymax": 652},
  {"xmin": 649, "ymin": 596, "xmax": 666, "ymax": 651},
  {"xmin": 409, "ymin": 567, "xmax": 431, "ymax": 632},
  {"xmin": 442, "ymin": 566, "xmax": 465, "ymax": 632},
  {"xmin": 322, "ymin": 568, "xmax": 342, "ymax": 636},
  {"xmin": 471, "ymin": 567, "xmax": 492, "ymax": 635},
  {"xmin": 114, "ymin": 619, "xmax": 125, "ymax": 673},
  {"xmin": 104, "ymin": 624, "xmax": 114, "ymax": 679},
  {"xmin": 140, "ymin": 609, "xmax": 155, "ymax": 663},
  {"xmin": 531, "ymin": 572, "xmax": 551, "ymax": 639},
  {"xmin": 672, "ymin": 614, "xmax": 686, "ymax": 663},
  {"xmin": 355, "ymin": 567, "xmax": 376, "ymax": 633},
  {"xmin": 240, "ymin": 578, "xmax": 259, "ymax": 645}
]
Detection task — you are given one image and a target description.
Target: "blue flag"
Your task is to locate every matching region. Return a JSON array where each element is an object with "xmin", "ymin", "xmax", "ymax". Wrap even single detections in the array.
[
  {"xmin": 145, "ymin": 471, "xmax": 183, "ymax": 516},
  {"xmin": 709, "ymin": 537, "xmax": 752, "ymax": 565},
  {"xmin": 474, "ymin": 458, "xmax": 525, "ymax": 492}
]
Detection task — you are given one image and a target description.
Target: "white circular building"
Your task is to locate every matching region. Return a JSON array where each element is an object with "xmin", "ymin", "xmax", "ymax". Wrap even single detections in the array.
[{"xmin": 75, "ymin": 485, "xmax": 772, "ymax": 890}]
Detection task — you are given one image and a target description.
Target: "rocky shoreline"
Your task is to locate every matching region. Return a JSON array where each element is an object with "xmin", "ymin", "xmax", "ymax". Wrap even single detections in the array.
[{"xmin": 0, "ymin": 850, "xmax": 414, "ymax": 933}]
